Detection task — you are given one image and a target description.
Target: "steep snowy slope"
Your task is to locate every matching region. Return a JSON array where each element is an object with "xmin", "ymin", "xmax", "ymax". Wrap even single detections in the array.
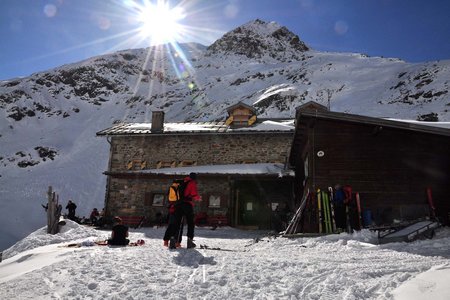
[{"xmin": 0, "ymin": 19, "xmax": 449, "ymax": 250}]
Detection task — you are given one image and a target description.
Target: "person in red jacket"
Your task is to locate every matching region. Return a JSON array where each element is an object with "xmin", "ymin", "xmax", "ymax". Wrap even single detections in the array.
[{"xmin": 170, "ymin": 172, "xmax": 201, "ymax": 248}]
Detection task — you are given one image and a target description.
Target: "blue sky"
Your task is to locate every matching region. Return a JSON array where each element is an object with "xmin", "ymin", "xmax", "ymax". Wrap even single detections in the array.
[{"xmin": 1, "ymin": 0, "xmax": 450, "ymax": 80}]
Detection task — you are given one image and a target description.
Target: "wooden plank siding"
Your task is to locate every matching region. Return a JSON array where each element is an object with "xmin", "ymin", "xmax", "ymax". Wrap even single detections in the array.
[{"xmin": 291, "ymin": 111, "xmax": 450, "ymax": 227}]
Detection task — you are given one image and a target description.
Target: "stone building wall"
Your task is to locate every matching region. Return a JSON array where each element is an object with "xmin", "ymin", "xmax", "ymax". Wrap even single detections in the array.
[
  {"xmin": 107, "ymin": 175, "xmax": 232, "ymax": 223},
  {"xmin": 109, "ymin": 133, "xmax": 293, "ymax": 172},
  {"xmin": 105, "ymin": 132, "xmax": 293, "ymax": 224}
]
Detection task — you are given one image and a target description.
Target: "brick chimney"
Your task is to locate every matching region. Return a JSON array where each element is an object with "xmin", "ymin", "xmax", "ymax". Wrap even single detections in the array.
[{"xmin": 151, "ymin": 111, "xmax": 165, "ymax": 133}]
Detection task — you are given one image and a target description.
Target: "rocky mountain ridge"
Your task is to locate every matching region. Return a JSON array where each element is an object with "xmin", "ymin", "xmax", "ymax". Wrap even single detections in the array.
[{"xmin": 0, "ymin": 19, "xmax": 449, "ymax": 250}]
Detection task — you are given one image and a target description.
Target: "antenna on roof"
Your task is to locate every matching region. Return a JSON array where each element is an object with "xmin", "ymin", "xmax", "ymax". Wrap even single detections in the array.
[{"xmin": 327, "ymin": 89, "xmax": 332, "ymax": 111}]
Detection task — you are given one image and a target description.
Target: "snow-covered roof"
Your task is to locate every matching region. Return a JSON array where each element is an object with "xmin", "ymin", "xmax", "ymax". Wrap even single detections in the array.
[
  {"xmin": 297, "ymin": 110, "xmax": 450, "ymax": 137},
  {"xmin": 386, "ymin": 118, "xmax": 450, "ymax": 130},
  {"xmin": 107, "ymin": 163, "xmax": 294, "ymax": 177},
  {"xmin": 97, "ymin": 119, "xmax": 295, "ymax": 136}
]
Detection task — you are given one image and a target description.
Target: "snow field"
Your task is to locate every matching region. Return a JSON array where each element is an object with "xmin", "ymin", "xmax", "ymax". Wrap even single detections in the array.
[{"xmin": 1, "ymin": 221, "xmax": 449, "ymax": 299}]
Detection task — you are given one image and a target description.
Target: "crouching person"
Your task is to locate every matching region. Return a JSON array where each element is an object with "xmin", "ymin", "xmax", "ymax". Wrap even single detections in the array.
[{"xmin": 107, "ymin": 216, "xmax": 130, "ymax": 246}]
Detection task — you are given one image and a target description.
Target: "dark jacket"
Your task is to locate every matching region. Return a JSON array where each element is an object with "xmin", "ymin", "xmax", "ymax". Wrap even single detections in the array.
[
  {"xmin": 108, "ymin": 224, "xmax": 129, "ymax": 245},
  {"xmin": 66, "ymin": 202, "xmax": 77, "ymax": 216}
]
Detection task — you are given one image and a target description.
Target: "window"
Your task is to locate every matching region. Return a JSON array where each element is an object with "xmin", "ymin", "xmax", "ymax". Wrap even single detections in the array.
[
  {"xmin": 271, "ymin": 203, "xmax": 279, "ymax": 211},
  {"xmin": 152, "ymin": 193, "xmax": 165, "ymax": 206},
  {"xmin": 208, "ymin": 195, "xmax": 221, "ymax": 208}
]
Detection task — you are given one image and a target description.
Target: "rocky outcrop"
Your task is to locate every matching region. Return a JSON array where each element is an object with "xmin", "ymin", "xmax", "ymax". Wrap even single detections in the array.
[{"xmin": 206, "ymin": 19, "xmax": 309, "ymax": 61}]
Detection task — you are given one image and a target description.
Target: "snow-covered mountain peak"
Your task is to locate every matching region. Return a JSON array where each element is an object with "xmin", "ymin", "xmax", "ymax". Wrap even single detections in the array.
[
  {"xmin": 1, "ymin": 19, "xmax": 450, "ymax": 252},
  {"xmin": 206, "ymin": 19, "xmax": 309, "ymax": 60}
]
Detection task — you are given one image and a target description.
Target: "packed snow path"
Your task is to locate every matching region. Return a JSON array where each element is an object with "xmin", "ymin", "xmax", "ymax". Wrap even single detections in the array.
[{"xmin": 1, "ymin": 222, "xmax": 449, "ymax": 299}]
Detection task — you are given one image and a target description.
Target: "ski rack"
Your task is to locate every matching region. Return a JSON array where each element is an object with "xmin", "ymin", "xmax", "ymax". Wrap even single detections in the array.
[{"xmin": 378, "ymin": 219, "xmax": 440, "ymax": 244}]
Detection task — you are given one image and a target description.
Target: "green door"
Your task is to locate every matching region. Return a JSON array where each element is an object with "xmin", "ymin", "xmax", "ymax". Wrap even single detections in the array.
[{"xmin": 236, "ymin": 181, "xmax": 271, "ymax": 229}]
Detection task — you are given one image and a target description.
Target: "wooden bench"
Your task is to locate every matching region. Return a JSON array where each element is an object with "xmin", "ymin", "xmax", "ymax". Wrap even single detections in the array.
[
  {"xmin": 119, "ymin": 216, "xmax": 145, "ymax": 228},
  {"xmin": 208, "ymin": 215, "xmax": 228, "ymax": 227}
]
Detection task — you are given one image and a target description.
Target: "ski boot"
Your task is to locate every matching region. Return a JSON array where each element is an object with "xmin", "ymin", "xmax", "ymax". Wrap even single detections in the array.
[
  {"xmin": 169, "ymin": 236, "xmax": 176, "ymax": 249},
  {"xmin": 187, "ymin": 238, "xmax": 196, "ymax": 249}
]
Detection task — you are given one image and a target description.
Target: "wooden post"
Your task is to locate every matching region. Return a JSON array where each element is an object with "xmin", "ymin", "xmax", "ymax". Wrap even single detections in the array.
[
  {"xmin": 47, "ymin": 186, "xmax": 63, "ymax": 234},
  {"xmin": 47, "ymin": 186, "xmax": 53, "ymax": 233}
]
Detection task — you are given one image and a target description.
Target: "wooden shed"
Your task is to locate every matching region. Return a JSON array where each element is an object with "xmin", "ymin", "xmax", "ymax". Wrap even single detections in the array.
[{"xmin": 289, "ymin": 107, "xmax": 450, "ymax": 231}]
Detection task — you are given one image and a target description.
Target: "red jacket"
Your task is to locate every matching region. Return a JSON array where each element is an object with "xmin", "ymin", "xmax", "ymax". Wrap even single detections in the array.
[{"xmin": 183, "ymin": 177, "xmax": 200, "ymax": 205}]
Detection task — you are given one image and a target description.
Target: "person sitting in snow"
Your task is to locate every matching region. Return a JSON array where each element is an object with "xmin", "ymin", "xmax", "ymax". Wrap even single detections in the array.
[
  {"xmin": 107, "ymin": 217, "xmax": 130, "ymax": 246},
  {"xmin": 89, "ymin": 208, "xmax": 100, "ymax": 226}
]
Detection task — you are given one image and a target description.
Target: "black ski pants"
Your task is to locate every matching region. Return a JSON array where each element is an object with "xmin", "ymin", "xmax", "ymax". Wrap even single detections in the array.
[
  {"xmin": 173, "ymin": 202, "xmax": 195, "ymax": 240},
  {"xmin": 164, "ymin": 213, "xmax": 183, "ymax": 242}
]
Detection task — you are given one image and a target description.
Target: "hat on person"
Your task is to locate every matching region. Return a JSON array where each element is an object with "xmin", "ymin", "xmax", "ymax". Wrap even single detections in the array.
[
  {"xmin": 113, "ymin": 216, "xmax": 122, "ymax": 223},
  {"xmin": 189, "ymin": 172, "xmax": 197, "ymax": 180}
]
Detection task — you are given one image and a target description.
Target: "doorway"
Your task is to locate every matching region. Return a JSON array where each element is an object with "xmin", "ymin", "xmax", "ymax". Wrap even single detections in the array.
[{"xmin": 234, "ymin": 180, "xmax": 292, "ymax": 229}]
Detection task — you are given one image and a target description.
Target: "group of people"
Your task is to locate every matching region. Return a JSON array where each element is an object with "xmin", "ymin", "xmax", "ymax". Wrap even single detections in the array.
[
  {"xmin": 61, "ymin": 172, "xmax": 201, "ymax": 248},
  {"xmin": 163, "ymin": 172, "xmax": 201, "ymax": 249},
  {"xmin": 89, "ymin": 207, "xmax": 105, "ymax": 227},
  {"xmin": 64, "ymin": 200, "xmax": 105, "ymax": 227}
]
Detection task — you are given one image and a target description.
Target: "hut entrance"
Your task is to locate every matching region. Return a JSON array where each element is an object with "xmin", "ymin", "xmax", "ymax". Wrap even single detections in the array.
[{"xmin": 234, "ymin": 180, "xmax": 293, "ymax": 230}]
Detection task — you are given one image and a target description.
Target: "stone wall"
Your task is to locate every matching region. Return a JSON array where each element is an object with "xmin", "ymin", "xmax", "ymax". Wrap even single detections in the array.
[
  {"xmin": 107, "ymin": 176, "xmax": 231, "ymax": 223},
  {"xmin": 109, "ymin": 133, "xmax": 293, "ymax": 172},
  {"xmin": 104, "ymin": 132, "xmax": 293, "ymax": 225}
]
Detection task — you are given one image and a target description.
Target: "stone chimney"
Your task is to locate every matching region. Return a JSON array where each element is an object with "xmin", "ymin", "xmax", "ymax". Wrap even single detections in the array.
[{"xmin": 151, "ymin": 111, "xmax": 165, "ymax": 133}]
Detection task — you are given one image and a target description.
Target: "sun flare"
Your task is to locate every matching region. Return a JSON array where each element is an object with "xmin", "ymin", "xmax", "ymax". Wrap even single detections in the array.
[{"xmin": 137, "ymin": 1, "xmax": 185, "ymax": 44}]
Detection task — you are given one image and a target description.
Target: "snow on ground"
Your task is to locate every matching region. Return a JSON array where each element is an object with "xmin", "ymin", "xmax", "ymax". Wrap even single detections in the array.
[{"xmin": 1, "ymin": 221, "xmax": 449, "ymax": 299}]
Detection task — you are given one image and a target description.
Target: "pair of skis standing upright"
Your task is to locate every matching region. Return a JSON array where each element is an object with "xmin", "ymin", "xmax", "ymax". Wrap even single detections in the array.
[
  {"xmin": 317, "ymin": 186, "xmax": 363, "ymax": 234},
  {"xmin": 284, "ymin": 185, "xmax": 363, "ymax": 235}
]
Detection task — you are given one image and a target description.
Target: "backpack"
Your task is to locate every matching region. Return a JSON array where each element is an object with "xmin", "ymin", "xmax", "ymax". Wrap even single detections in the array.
[
  {"xmin": 334, "ymin": 188, "xmax": 345, "ymax": 205},
  {"xmin": 343, "ymin": 185, "xmax": 353, "ymax": 205},
  {"xmin": 168, "ymin": 179, "xmax": 186, "ymax": 204}
]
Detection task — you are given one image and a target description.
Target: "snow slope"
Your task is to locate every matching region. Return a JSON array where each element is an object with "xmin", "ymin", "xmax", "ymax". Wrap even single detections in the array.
[
  {"xmin": 1, "ymin": 222, "xmax": 449, "ymax": 299},
  {"xmin": 1, "ymin": 19, "xmax": 450, "ymax": 250}
]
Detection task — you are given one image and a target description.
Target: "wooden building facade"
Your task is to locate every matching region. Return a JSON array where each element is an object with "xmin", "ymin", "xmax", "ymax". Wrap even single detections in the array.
[{"xmin": 290, "ymin": 104, "xmax": 450, "ymax": 230}]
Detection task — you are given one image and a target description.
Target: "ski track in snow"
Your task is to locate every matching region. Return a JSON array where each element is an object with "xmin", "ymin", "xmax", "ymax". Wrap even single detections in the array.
[{"xmin": 1, "ymin": 224, "xmax": 449, "ymax": 299}]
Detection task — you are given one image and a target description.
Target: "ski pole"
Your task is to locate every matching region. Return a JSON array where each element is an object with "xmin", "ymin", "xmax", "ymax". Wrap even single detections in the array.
[{"xmin": 177, "ymin": 216, "xmax": 184, "ymax": 243}]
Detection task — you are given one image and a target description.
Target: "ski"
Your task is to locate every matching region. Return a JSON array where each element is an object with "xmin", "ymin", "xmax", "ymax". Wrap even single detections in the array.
[
  {"xmin": 328, "ymin": 187, "xmax": 337, "ymax": 233},
  {"xmin": 426, "ymin": 187, "xmax": 437, "ymax": 220},
  {"xmin": 317, "ymin": 189, "xmax": 323, "ymax": 233},
  {"xmin": 285, "ymin": 189, "xmax": 309, "ymax": 235},
  {"xmin": 322, "ymin": 190, "xmax": 331, "ymax": 233},
  {"xmin": 343, "ymin": 185, "xmax": 353, "ymax": 233},
  {"xmin": 134, "ymin": 216, "xmax": 146, "ymax": 229},
  {"xmin": 199, "ymin": 244, "xmax": 241, "ymax": 252},
  {"xmin": 355, "ymin": 192, "xmax": 363, "ymax": 230}
]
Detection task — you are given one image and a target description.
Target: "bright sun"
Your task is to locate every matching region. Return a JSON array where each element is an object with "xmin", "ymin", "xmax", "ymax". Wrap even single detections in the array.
[{"xmin": 137, "ymin": 1, "xmax": 185, "ymax": 44}]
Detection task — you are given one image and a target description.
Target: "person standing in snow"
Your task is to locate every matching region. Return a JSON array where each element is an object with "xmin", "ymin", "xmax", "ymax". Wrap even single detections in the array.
[
  {"xmin": 333, "ymin": 184, "xmax": 346, "ymax": 231},
  {"xmin": 107, "ymin": 216, "xmax": 130, "ymax": 246},
  {"xmin": 172, "ymin": 173, "xmax": 201, "ymax": 248},
  {"xmin": 66, "ymin": 200, "xmax": 77, "ymax": 221},
  {"xmin": 163, "ymin": 180, "xmax": 184, "ymax": 247}
]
